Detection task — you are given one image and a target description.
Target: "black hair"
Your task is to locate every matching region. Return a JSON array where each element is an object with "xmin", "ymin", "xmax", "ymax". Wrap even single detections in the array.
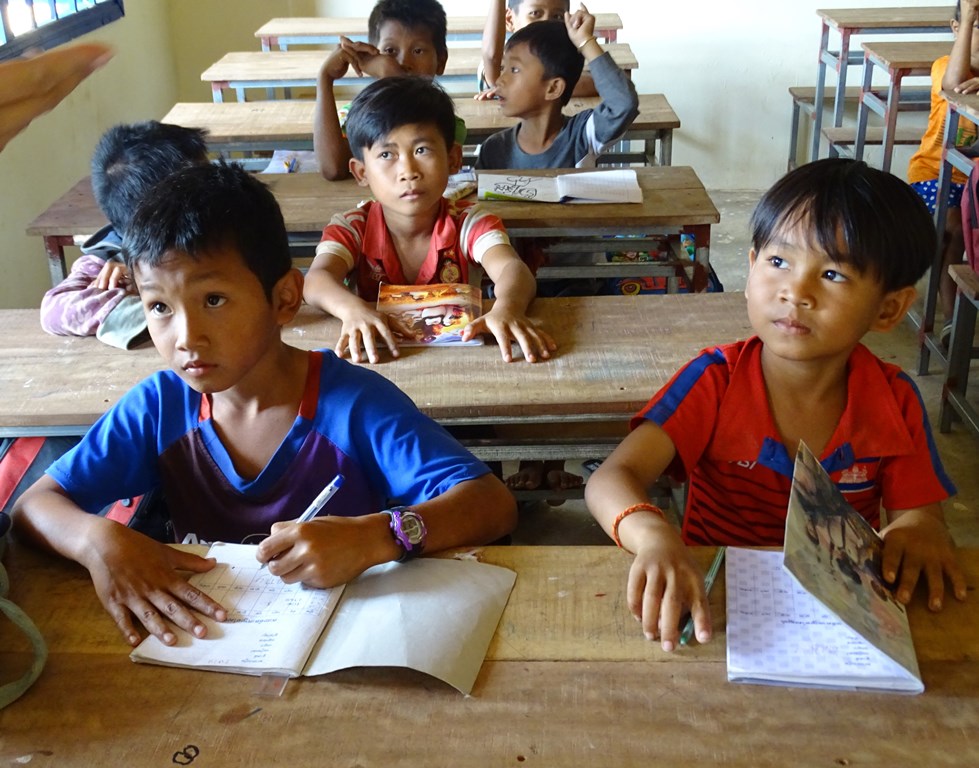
[
  {"xmin": 505, "ymin": 20, "xmax": 583, "ymax": 106},
  {"xmin": 345, "ymin": 76, "xmax": 456, "ymax": 161},
  {"xmin": 749, "ymin": 158, "xmax": 936, "ymax": 293},
  {"xmin": 507, "ymin": 0, "xmax": 571, "ymax": 11},
  {"xmin": 90, "ymin": 121, "xmax": 209, "ymax": 234},
  {"xmin": 956, "ymin": 1, "xmax": 961, "ymax": 22},
  {"xmin": 368, "ymin": 0, "xmax": 448, "ymax": 62},
  {"xmin": 122, "ymin": 161, "xmax": 291, "ymax": 301}
]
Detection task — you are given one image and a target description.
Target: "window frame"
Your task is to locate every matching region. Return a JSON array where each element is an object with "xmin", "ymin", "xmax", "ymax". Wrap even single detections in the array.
[{"xmin": 0, "ymin": 0, "xmax": 124, "ymax": 61}]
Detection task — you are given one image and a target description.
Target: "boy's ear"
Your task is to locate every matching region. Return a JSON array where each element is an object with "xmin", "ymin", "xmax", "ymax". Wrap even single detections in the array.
[
  {"xmin": 544, "ymin": 76, "xmax": 567, "ymax": 103},
  {"xmin": 272, "ymin": 268, "xmax": 305, "ymax": 325},
  {"xmin": 436, "ymin": 49, "xmax": 448, "ymax": 75},
  {"xmin": 448, "ymin": 141, "xmax": 463, "ymax": 174},
  {"xmin": 870, "ymin": 285, "xmax": 917, "ymax": 332},
  {"xmin": 349, "ymin": 156, "xmax": 370, "ymax": 187}
]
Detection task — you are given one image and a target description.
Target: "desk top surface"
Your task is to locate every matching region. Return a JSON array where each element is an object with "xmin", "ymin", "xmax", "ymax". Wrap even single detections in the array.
[
  {"xmin": 201, "ymin": 44, "xmax": 638, "ymax": 83},
  {"xmin": 162, "ymin": 93, "xmax": 680, "ymax": 145},
  {"xmin": 817, "ymin": 6, "xmax": 955, "ymax": 30},
  {"xmin": 940, "ymin": 88, "xmax": 979, "ymax": 123},
  {"xmin": 2, "ymin": 543, "xmax": 978, "ymax": 767},
  {"xmin": 27, "ymin": 165, "xmax": 718, "ymax": 239},
  {"xmin": 0, "ymin": 293, "xmax": 749, "ymax": 430},
  {"xmin": 256, "ymin": 13, "xmax": 623, "ymax": 38},
  {"xmin": 860, "ymin": 39, "xmax": 951, "ymax": 68}
]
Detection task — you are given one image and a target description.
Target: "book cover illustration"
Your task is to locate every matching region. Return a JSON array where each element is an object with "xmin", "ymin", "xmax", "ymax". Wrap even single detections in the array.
[
  {"xmin": 782, "ymin": 441, "xmax": 921, "ymax": 684},
  {"xmin": 376, "ymin": 282, "xmax": 484, "ymax": 346}
]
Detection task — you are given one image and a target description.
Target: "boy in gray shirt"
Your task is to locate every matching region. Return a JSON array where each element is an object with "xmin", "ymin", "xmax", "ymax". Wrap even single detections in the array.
[{"xmin": 475, "ymin": 4, "xmax": 638, "ymax": 169}]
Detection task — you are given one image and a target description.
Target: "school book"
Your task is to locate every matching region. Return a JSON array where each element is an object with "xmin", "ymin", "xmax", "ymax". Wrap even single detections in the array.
[
  {"xmin": 130, "ymin": 543, "xmax": 516, "ymax": 694},
  {"xmin": 725, "ymin": 442, "xmax": 924, "ymax": 694},
  {"xmin": 476, "ymin": 169, "xmax": 642, "ymax": 204},
  {"xmin": 376, "ymin": 282, "xmax": 484, "ymax": 346}
]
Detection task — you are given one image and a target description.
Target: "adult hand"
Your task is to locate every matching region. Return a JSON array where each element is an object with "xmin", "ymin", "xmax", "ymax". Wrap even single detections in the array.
[{"xmin": 0, "ymin": 42, "xmax": 112, "ymax": 152}]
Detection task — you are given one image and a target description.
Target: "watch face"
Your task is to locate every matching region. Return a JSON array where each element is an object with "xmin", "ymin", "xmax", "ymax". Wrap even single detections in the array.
[{"xmin": 401, "ymin": 513, "xmax": 425, "ymax": 545}]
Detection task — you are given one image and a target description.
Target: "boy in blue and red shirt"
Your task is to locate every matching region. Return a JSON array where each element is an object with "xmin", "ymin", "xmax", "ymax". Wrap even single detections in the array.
[{"xmin": 587, "ymin": 159, "xmax": 966, "ymax": 652}]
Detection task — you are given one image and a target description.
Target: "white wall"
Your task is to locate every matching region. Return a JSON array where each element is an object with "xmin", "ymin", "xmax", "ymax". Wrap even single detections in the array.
[{"xmin": 322, "ymin": 0, "xmax": 954, "ymax": 188}]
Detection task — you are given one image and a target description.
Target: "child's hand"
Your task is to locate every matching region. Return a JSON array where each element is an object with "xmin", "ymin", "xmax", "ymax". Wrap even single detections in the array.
[
  {"xmin": 320, "ymin": 36, "xmax": 379, "ymax": 80},
  {"xmin": 93, "ymin": 259, "xmax": 130, "ymax": 291},
  {"xmin": 880, "ymin": 507, "xmax": 967, "ymax": 611},
  {"xmin": 462, "ymin": 307, "xmax": 557, "ymax": 363},
  {"xmin": 83, "ymin": 523, "xmax": 227, "ymax": 647},
  {"xmin": 474, "ymin": 87, "xmax": 500, "ymax": 101},
  {"xmin": 335, "ymin": 303, "xmax": 402, "ymax": 364},
  {"xmin": 628, "ymin": 524, "xmax": 711, "ymax": 651},
  {"xmin": 954, "ymin": 76, "xmax": 979, "ymax": 94},
  {"xmin": 564, "ymin": 3, "xmax": 597, "ymax": 50},
  {"xmin": 257, "ymin": 516, "xmax": 380, "ymax": 588}
]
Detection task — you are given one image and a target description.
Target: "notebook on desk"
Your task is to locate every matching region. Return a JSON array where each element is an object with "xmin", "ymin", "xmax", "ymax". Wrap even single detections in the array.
[
  {"xmin": 131, "ymin": 543, "xmax": 516, "ymax": 694},
  {"xmin": 725, "ymin": 442, "xmax": 923, "ymax": 694}
]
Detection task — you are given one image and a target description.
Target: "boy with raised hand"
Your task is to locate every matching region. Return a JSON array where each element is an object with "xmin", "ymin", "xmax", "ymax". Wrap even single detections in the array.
[
  {"xmin": 13, "ymin": 162, "xmax": 516, "ymax": 648},
  {"xmin": 305, "ymin": 76, "xmax": 556, "ymax": 366},
  {"xmin": 475, "ymin": 4, "xmax": 638, "ymax": 170},
  {"xmin": 314, "ymin": 0, "xmax": 463, "ymax": 181},
  {"xmin": 586, "ymin": 159, "xmax": 966, "ymax": 652}
]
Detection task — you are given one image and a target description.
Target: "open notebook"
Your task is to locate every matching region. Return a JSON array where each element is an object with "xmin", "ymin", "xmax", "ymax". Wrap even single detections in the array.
[
  {"xmin": 725, "ymin": 442, "xmax": 923, "ymax": 694},
  {"xmin": 131, "ymin": 544, "xmax": 515, "ymax": 694},
  {"xmin": 477, "ymin": 169, "xmax": 642, "ymax": 203}
]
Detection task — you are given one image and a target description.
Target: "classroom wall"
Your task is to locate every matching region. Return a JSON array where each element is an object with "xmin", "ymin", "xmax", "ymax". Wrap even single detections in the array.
[{"xmin": 0, "ymin": 0, "xmax": 176, "ymax": 310}]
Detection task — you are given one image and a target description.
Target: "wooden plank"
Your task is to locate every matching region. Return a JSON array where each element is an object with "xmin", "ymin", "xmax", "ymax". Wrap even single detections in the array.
[
  {"xmin": 817, "ymin": 6, "xmax": 955, "ymax": 30},
  {"xmin": 860, "ymin": 40, "xmax": 952, "ymax": 71},
  {"xmin": 0, "ymin": 293, "xmax": 749, "ymax": 431},
  {"xmin": 823, "ymin": 125, "xmax": 923, "ymax": 145}
]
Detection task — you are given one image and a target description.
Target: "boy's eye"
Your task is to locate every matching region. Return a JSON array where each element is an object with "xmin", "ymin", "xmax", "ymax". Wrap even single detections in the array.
[
  {"xmin": 205, "ymin": 294, "xmax": 227, "ymax": 308},
  {"xmin": 822, "ymin": 269, "xmax": 848, "ymax": 283},
  {"xmin": 378, "ymin": 150, "xmax": 393, "ymax": 160},
  {"xmin": 147, "ymin": 301, "xmax": 170, "ymax": 316},
  {"xmin": 766, "ymin": 255, "xmax": 787, "ymax": 269},
  {"xmin": 415, "ymin": 146, "xmax": 430, "ymax": 155},
  {"xmin": 383, "ymin": 47, "xmax": 398, "ymax": 56}
]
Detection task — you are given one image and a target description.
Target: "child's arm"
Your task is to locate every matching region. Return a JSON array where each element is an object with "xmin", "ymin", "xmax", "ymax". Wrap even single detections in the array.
[
  {"xmin": 479, "ymin": 0, "xmax": 508, "ymax": 93},
  {"xmin": 585, "ymin": 421, "xmax": 710, "ymax": 651},
  {"xmin": 12, "ymin": 476, "xmax": 228, "ymax": 646},
  {"xmin": 303, "ymin": 250, "xmax": 403, "ymax": 364},
  {"xmin": 879, "ymin": 503, "xmax": 966, "ymax": 610},
  {"xmin": 256, "ymin": 474, "xmax": 517, "ymax": 586},
  {"xmin": 564, "ymin": 5, "xmax": 638, "ymax": 139},
  {"xmin": 314, "ymin": 37, "xmax": 405, "ymax": 181},
  {"xmin": 945, "ymin": 0, "xmax": 979, "ymax": 91},
  {"xmin": 460, "ymin": 243, "xmax": 557, "ymax": 363}
]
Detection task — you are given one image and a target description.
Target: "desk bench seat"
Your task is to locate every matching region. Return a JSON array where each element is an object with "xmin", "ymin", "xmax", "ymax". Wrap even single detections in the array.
[{"xmin": 824, "ymin": 124, "xmax": 923, "ymax": 157}]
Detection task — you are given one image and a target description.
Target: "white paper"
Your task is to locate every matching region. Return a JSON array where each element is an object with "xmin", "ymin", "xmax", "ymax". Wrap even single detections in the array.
[
  {"xmin": 477, "ymin": 169, "xmax": 641, "ymax": 204},
  {"xmin": 303, "ymin": 558, "xmax": 516, "ymax": 694},
  {"xmin": 131, "ymin": 542, "xmax": 344, "ymax": 676},
  {"xmin": 725, "ymin": 548, "xmax": 923, "ymax": 693}
]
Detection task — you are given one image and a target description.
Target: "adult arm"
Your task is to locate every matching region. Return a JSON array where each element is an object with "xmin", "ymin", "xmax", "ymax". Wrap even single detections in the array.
[
  {"xmin": 480, "ymin": 0, "xmax": 508, "ymax": 90},
  {"xmin": 945, "ymin": 0, "xmax": 979, "ymax": 90}
]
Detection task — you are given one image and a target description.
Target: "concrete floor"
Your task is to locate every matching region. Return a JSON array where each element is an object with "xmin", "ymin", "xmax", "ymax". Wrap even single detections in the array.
[{"xmin": 511, "ymin": 189, "xmax": 979, "ymax": 549}]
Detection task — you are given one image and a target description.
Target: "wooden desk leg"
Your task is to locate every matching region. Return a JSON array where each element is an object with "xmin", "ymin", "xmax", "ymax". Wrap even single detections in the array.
[
  {"xmin": 657, "ymin": 131, "xmax": 672, "ymax": 166},
  {"xmin": 940, "ymin": 271, "xmax": 978, "ymax": 435},
  {"xmin": 44, "ymin": 235, "xmax": 71, "ymax": 286},
  {"xmin": 918, "ymin": 105, "xmax": 959, "ymax": 375},
  {"xmin": 811, "ymin": 21, "xmax": 832, "ymax": 162},
  {"xmin": 853, "ymin": 55, "xmax": 874, "ymax": 162},
  {"xmin": 261, "ymin": 36, "xmax": 272, "ymax": 52},
  {"xmin": 880, "ymin": 69, "xmax": 906, "ymax": 174},
  {"xmin": 789, "ymin": 95, "xmax": 802, "ymax": 171},
  {"xmin": 211, "ymin": 82, "xmax": 226, "ymax": 103}
]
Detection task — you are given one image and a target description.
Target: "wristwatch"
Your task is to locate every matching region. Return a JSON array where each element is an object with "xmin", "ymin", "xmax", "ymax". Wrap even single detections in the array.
[{"xmin": 383, "ymin": 506, "xmax": 427, "ymax": 562}]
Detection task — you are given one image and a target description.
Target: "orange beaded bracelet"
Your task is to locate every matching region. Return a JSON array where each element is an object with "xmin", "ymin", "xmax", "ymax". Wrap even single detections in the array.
[{"xmin": 611, "ymin": 503, "xmax": 665, "ymax": 548}]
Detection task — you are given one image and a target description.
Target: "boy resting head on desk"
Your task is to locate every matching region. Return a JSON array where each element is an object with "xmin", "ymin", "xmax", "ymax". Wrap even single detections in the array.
[
  {"xmin": 474, "ymin": 4, "xmax": 638, "ymax": 170},
  {"xmin": 40, "ymin": 121, "xmax": 209, "ymax": 349},
  {"xmin": 314, "ymin": 0, "xmax": 465, "ymax": 181},
  {"xmin": 479, "ymin": 0, "xmax": 599, "ymax": 98},
  {"xmin": 586, "ymin": 158, "xmax": 967, "ymax": 652},
  {"xmin": 12, "ymin": 162, "xmax": 516, "ymax": 648},
  {"xmin": 305, "ymin": 76, "xmax": 556, "ymax": 365}
]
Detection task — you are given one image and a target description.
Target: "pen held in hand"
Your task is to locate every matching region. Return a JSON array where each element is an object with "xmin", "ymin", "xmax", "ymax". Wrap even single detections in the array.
[
  {"xmin": 679, "ymin": 546, "xmax": 726, "ymax": 646},
  {"xmin": 259, "ymin": 473, "xmax": 344, "ymax": 569}
]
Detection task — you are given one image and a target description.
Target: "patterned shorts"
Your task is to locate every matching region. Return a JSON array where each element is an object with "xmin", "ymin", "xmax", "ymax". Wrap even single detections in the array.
[{"xmin": 910, "ymin": 179, "xmax": 964, "ymax": 216}]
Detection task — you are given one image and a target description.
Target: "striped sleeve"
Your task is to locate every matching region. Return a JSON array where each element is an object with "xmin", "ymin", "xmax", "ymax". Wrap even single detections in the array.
[
  {"xmin": 315, "ymin": 208, "xmax": 367, "ymax": 270},
  {"xmin": 456, "ymin": 203, "xmax": 511, "ymax": 264}
]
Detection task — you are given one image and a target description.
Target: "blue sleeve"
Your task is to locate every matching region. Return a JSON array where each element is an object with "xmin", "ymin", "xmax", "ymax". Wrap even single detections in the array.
[{"xmin": 46, "ymin": 373, "xmax": 191, "ymax": 513}]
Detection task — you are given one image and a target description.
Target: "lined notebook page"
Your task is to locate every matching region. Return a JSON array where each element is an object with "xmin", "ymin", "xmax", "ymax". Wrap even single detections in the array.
[{"xmin": 725, "ymin": 548, "xmax": 921, "ymax": 692}]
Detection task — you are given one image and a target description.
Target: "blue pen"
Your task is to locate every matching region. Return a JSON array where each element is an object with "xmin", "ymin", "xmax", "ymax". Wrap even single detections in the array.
[
  {"xmin": 679, "ymin": 546, "xmax": 726, "ymax": 646},
  {"xmin": 259, "ymin": 474, "xmax": 343, "ymax": 568}
]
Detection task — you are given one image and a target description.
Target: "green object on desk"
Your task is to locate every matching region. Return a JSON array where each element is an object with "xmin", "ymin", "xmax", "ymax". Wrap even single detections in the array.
[{"xmin": 679, "ymin": 546, "xmax": 726, "ymax": 647}]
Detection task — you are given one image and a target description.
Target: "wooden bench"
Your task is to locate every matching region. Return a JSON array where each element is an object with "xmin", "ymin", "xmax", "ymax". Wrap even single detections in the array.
[
  {"xmin": 940, "ymin": 263, "xmax": 979, "ymax": 438},
  {"xmin": 823, "ymin": 124, "xmax": 923, "ymax": 158}
]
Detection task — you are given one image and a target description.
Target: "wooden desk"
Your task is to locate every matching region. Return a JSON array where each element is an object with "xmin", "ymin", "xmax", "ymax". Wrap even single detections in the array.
[
  {"xmin": 28, "ymin": 166, "xmax": 718, "ymax": 286},
  {"xmin": 0, "ymin": 293, "xmax": 749, "ymax": 441},
  {"xmin": 256, "ymin": 13, "xmax": 623, "ymax": 49},
  {"xmin": 200, "ymin": 45, "xmax": 638, "ymax": 102},
  {"xmin": 852, "ymin": 40, "xmax": 948, "ymax": 173},
  {"xmin": 917, "ymin": 88, "xmax": 979, "ymax": 375},
  {"xmin": 162, "ymin": 92, "xmax": 680, "ymax": 166},
  {"xmin": 810, "ymin": 6, "xmax": 953, "ymax": 162},
  {"xmin": 3, "ymin": 543, "xmax": 978, "ymax": 767}
]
